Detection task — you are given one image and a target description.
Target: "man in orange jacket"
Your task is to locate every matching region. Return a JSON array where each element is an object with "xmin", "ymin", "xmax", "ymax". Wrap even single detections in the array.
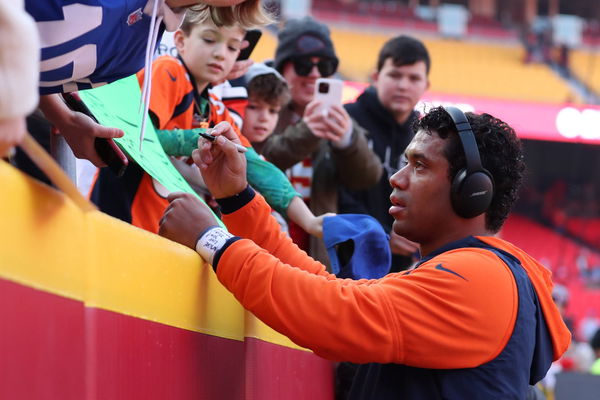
[{"xmin": 159, "ymin": 107, "xmax": 571, "ymax": 399}]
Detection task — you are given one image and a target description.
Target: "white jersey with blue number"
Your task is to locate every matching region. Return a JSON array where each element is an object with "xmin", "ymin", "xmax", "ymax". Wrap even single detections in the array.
[{"xmin": 26, "ymin": 0, "xmax": 163, "ymax": 94}]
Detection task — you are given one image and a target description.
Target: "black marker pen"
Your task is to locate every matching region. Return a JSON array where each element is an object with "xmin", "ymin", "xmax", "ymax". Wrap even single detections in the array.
[{"xmin": 198, "ymin": 130, "xmax": 247, "ymax": 153}]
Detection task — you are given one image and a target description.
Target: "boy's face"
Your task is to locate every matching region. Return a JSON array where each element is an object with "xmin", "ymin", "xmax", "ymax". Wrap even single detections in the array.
[
  {"xmin": 372, "ymin": 58, "xmax": 429, "ymax": 124},
  {"xmin": 175, "ymin": 23, "xmax": 244, "ymax": 87},
  {"xmin": 242, "ymin": 97, "xmax": 281, "ymax": 143}
]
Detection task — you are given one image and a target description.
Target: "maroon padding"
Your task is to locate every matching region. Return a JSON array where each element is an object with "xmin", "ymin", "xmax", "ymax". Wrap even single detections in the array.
[
  {"xmin": 0, "ymin": 278, "xmax": 334, "ymax": 399},
  {"xmin": 0, "ymin": 278, "xmax": 86, "ymax": 400},
  {"xmin": 243, "ymin": 337, "xmax": 334, "ymax": 400}
]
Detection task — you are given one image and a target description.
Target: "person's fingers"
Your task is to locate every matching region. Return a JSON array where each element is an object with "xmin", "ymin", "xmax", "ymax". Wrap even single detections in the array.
[
  {"xmin": 311, "ymin": 122, "xmax": 343, "ymax": 141},
  {"xmin": 166, "ymin": 191, "xmax": 187, "ymax": 202},
  {"xmin": 210, "ymin": 121, "xmax": 228, "ymax": 136},
  {"xmin": 157, "ymin": 221, "xmax": 167, "ymax": 237},
  {"xmin": 225, "ymin": 59, "xmax": 253, "ymax": 81},
  {"xmin": 323, "ymin": 107, "xmax": 346, "ymax": 130},
  {"xmin": 94, "ymin": 125, "xmax": 124, "ymax": 139},
  {"xmin": 326, "ymin": 105, "xmax": 346, "ymax": 124},
  {"xmin": 307, "ymin": 124, "xmax": 330, "ymax": 139},
  {"xmin": 329, "ymin": 104, "xmax": 347, "ymax": 116},
  {"xmin": 235, "ymin": 59, "xmax": 253, "ymax": 71},
  {"xmin": 240, "ymin": 39, "xmax": 249, "ymax": 50},
  {"xmin": 304, "ymin": 100, "xmax": 322, "ymax": 117},
  {"xmin": 191, "ymin": 148, "xmax": 203, "ymax": 167},
  {"xmin": 200, "ymin": 140, "xmax": 215, "ymax": 164},
  {"xmin": 215, "ymin": 134, "xmax": 241, "ymax": 159},
  {"xmin": 158, "ymin": 206, "xmax": 175, "ymax": 235},
  {"xmin": 211, "ymin": 121, "xmax": 241, "ymax": 143},
  {"xmin": 158, "ymin": 210, "xmax": 169, "ymax": 232},
  {"xmin": 323, "ymin": 115, "xmax": 345, "ymax": 136}
]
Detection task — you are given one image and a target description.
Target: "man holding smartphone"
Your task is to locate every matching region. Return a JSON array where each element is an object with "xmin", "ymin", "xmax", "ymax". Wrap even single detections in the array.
[
  {"xmin": 339, "ymin": 35, "xmax": 431, "ymax": 273},
  {"xmin": 254, "ymin": 16, "xmax": 382, "ymax": 266}
]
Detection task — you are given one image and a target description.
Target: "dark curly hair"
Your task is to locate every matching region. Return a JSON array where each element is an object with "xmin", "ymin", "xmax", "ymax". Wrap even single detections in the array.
[
  {"xmin": 413, "ymin": 106, "xmax": 525, "ymax": 232},
  {"xmin": 247, "ymin": 73, "xmax": 290, "ymax": 108}
]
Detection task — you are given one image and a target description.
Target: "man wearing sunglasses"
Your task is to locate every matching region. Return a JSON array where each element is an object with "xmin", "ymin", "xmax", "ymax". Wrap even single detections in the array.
[{"xmin": 253, "ymin": 16, "xmax": 382, "ymax": 266}]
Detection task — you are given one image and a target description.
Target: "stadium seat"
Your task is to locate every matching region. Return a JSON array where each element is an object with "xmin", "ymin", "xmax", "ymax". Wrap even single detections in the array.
[
  {"xmin": 570, "ymin": 49, "xmax": 600, "ymax": 99},
  {"xmin": 328, "ymin": 27, "xmax": 579, "ymax": 103}
]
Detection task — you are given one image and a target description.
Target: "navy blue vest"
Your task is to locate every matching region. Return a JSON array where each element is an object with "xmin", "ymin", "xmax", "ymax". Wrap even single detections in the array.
[{"xmin": 348, "ymin": 237, "xmax": 554, "ymax": 400}]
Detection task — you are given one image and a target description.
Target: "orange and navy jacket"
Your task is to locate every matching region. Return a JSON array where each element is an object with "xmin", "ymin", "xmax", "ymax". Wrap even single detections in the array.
[
  {"xmin": 90, "ymin": 56, "xmax": 250, "ymax": 233},
  {"xmin": 212, "ymin": 187, "xmax": 572, "ymax": 399}
]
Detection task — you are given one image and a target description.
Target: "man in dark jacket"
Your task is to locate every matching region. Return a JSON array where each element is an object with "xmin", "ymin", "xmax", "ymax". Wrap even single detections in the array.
[{"xmin": 340, "ymin": 35, "xmax": 431, "ymax": 273}]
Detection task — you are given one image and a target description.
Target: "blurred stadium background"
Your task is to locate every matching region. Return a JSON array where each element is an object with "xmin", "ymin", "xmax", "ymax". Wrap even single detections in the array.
[{"xmin": 251, "ymin": 0, "xmax": 600, "ymax": 397}]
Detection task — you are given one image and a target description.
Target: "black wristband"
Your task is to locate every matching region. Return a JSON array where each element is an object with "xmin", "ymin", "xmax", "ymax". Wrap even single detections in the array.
[{"xmin": 216, "ymin": 186, "xmax": 255, "ymax": 214}]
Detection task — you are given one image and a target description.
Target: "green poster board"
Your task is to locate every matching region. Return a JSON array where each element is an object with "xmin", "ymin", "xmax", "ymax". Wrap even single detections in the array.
[{"xmin": 79, "ymin": 75, "xmax": 223, "ymax": 226}]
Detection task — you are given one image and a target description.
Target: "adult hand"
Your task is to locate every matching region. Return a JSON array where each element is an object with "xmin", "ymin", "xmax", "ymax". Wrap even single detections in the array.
[
  {"xmin": 58, "ymin": 111, "xmax": 124, "ymax": 167},
  {"xmin": 303, "ymin": 102, "xmax": 351, "ymax": 144},
  {"xmin": 159, "ymin": 192, "xmax": 219, "ymax": 249},
  {"xmin": 323, "ymin": 104, "xmax": 352, "ymax": 146},
  {"xmin": 39, "ymin": 94, "xmax": 123, "ymax": 167},
  {"xmin": 389, "ymin": 231, "xmax": 420, "ymax": 256},
  {"xmin": 211, "ymin": 38, "xmax": 252, "ymax": 85},
  {"xmin": 224, "ymin": 59, "xmax": 253, "ymax": 82},
  {"xmin": 191, "ymin": 121, "xmax": 247, "ymax": 199},
  {"xmin": 303, "ymin": 100, "xmax": 329, "ymax": 139}
]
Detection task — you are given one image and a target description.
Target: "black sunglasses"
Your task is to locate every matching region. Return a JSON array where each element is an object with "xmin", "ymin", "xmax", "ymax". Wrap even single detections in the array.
[{"xmin": 291, "ymin": 57, "xmax": 339, "ymax": 77}]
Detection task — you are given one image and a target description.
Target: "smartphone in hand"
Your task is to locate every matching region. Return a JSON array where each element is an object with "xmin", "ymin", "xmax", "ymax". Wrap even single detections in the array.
[
  {"xmin": 313, "ymin": 78, "xmax": 343, "ymax": 114},
  {"xmin": 93, "ymin": 137, "xmax": 128, "ymax": 177},
  {"xmin": 237, "ymin": 29, "xmax": 262, "ymax": 61}
]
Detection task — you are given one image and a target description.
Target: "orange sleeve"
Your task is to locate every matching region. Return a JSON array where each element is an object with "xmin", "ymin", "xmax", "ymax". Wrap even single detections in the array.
[
  {"xmin": 220, "ymin": 196, "xmax": 517, "ymax": 366},
  {"xmin": 138, "ymin": 56, "xmax": 189, "ymax": 130},
  {"xmin": 222, "ymin": 192, "xmax": 330, "ymax": 275}
]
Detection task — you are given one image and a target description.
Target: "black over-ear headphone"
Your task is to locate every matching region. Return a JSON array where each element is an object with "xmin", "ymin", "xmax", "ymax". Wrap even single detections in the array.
[{"xmin": 444, "ymin": 106, "xmax": 494, "ymax": 219}]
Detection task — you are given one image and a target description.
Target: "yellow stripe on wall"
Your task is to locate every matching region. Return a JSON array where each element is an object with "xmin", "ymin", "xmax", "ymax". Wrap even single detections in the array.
[{"xmin": 0, "ymin": 161, "xmax": 303, "ymax": 350}]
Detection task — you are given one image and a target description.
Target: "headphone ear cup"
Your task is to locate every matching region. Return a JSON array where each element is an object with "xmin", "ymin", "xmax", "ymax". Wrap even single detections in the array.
[{"xmin": 451, "ymin": 169, "xmax": 494, "ymax": 218}]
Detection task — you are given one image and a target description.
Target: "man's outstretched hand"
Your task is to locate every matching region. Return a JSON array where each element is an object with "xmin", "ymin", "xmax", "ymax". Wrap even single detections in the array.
[
  {"xmin": 159, "ymin": 192, "xmax": 219, "ymax": 249},
  {"xmin": 191, "ymin": 121, "xmax": 247, "ymax": 199}
]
